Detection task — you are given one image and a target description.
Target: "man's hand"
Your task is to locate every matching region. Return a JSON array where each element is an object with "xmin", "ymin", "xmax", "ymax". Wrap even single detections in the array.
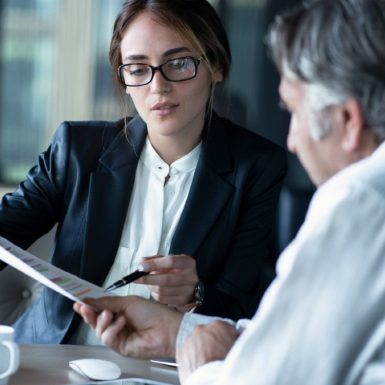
[
  {"xmin": 135, "ymin": 254, "xmax": 199, "ymax": 307},
  {"xmin": 176, "ymin": 320, "xmax": 239, "ymax": 383},
  {"xmin": 73, "ymin": 295, "xmax": 183, "ymax": 358}
]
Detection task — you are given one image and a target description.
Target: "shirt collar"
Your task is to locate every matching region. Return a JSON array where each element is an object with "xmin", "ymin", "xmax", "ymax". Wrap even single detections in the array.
[{"xmin": 140, "ymin": 137, "xmax": 202, "ymax": 178}]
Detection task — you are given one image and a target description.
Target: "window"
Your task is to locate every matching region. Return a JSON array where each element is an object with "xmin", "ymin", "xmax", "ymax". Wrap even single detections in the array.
[{"xmin": 0, "ymin": 0, "xmax": 123, "ymax": 184}]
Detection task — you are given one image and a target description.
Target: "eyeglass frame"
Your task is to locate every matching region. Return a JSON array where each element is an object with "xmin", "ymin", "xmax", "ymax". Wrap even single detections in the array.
[{"xmin": 118, "ymin": 56, "xmax": 202, "ymax": 87}]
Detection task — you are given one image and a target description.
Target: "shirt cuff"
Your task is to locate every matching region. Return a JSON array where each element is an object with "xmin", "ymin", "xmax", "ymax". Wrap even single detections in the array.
[
  {"xmin": 176, "ymin": 313, "xmax": 241, "ymax": 351},
  {"xmin": 176, "ymin": 313, "xmax": 217, "ymax": 351}
]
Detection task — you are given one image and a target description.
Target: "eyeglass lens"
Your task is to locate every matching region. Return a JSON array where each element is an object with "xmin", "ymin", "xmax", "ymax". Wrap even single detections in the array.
[{"xmin": 119, "ymin": 56, "xmax": 199, "ymax": 86}]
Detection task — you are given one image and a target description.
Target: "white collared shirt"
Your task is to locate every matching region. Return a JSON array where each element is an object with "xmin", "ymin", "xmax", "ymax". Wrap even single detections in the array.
[{"xmin": 70, "ymin": 137, "xmax": 201, "ymax": 345}]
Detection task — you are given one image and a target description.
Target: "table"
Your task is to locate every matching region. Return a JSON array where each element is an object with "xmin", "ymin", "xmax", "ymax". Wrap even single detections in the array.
[{"xmin": 9, "ymin": 344, "xmax": 179, "ymax": 385}]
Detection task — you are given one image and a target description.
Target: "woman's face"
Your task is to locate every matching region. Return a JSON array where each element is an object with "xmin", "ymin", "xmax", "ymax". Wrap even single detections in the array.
[{"xmin": 120, "ymin": 11, "xmax": 222, "ymax": 145}]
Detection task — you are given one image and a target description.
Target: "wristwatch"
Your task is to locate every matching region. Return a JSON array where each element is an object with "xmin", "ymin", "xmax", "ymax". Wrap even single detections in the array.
[
  {"xmin": 176, "ymin": 280, "xmax": 205, "ymax": 313},
  {"xmin": 194, "ymin": 280, "xmax": 205, "ymax": 306}
]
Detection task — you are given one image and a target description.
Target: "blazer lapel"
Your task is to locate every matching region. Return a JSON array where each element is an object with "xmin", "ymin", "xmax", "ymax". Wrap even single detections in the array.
[
  {"xmin": 170, "ymin": 113, "xmax": 234, "ymax": 257},
  {"xmin": 81, "ymin": 116, "xmax": 147, "ymax": 285}
]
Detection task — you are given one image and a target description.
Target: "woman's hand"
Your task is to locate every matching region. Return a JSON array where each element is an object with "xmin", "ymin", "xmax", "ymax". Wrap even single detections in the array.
[
  {"xmin": 73, "ymin": 296, "xmax": 183, "ymax": 358},
  {"xmin": 135, "ymin": 254, "xmax": 199, "ymax": 307}
]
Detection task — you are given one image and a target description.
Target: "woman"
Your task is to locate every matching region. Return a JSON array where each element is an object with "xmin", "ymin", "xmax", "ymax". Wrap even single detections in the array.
[{"xmin": 0, "ymin": 0, "xmax": 286, "ymax": 344}]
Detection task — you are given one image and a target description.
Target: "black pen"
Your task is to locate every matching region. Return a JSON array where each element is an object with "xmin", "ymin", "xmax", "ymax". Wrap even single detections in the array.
[{"xmin": 104, "ymin": 270, "xmax": 150, "ymax": 292}]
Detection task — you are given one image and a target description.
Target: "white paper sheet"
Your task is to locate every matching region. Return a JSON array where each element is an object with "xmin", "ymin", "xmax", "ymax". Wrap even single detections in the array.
[{"xmin": 0, "ymin": 236, "xmax": 112, "ymax": 304}]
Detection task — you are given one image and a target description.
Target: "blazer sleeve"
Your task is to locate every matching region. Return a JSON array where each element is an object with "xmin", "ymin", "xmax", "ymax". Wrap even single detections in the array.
[
  {"xmin": 0, "ymin": 123, "xmax": 71, "ymax": 270},
  {"xmin": 198, "ymin": 140, "xmax": 287, "ymax": 320}
]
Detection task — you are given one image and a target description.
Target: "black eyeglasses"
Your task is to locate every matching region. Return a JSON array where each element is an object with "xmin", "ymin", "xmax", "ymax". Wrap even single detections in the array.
[{"xmin": 118, "ymin": 56, "xmax": 202, "ymax": 87}]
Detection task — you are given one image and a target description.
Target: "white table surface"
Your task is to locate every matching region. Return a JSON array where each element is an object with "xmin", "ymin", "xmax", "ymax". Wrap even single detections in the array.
[{"xmin": 8, "ymin": 344, "xmax": 179, "ymax": 385}]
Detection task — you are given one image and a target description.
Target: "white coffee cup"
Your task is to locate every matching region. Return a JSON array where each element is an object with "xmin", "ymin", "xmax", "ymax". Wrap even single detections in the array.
[{"xmin": 0, "ymin": 326, "xmax": 19, "ymax": 385}]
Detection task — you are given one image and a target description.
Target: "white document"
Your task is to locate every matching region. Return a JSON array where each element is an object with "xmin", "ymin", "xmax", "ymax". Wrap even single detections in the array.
[{"xmin": 0, "ymin": 236, "xmax": 112, "ymax": 304}]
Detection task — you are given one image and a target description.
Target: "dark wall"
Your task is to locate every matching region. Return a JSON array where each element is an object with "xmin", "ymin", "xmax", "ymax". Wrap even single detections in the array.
[{"xmin": 215, "ymin": 0, "xmax": 316, "ymax": 255}]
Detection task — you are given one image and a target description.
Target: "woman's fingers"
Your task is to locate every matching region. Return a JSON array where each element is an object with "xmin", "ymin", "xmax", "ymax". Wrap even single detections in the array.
[
  {"xmin": 149, "ymin": 283, "xmax": 198, "ymax": 305},
  {"xmin": 137, "ymin": 271, "xmax": 197, "ymax": 286},
  {"xmin": 135, "ymin": 254, "xmax": 199, "ymax": 306},
  {"xmin": 139, "ymin": 254, "xmax": 196, "ymax": 272}
]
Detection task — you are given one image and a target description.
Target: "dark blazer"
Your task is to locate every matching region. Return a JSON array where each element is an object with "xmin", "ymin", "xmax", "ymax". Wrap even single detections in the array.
[{"xmin": 0, "ymin": 112, "xmax": 287, "ymax": 344}]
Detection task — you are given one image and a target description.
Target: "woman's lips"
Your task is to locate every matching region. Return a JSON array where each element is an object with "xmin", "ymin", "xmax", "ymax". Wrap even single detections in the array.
[{"xmin": 150, "ymin": 102, "xmax": 178, "ymax": 116}]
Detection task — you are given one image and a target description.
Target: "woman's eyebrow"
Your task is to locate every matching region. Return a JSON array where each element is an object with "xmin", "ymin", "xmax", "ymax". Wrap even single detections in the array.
[
  {"xmin": 163, "ymin": 46, "xmax": 191, "ymax": 57},
  {"xmin": 123, "ymin": 54, "xmax": 148, "ymax": 61},
  {"xmin": 122, "ymin": 46, "xmax": 192, "ymax": 63}
]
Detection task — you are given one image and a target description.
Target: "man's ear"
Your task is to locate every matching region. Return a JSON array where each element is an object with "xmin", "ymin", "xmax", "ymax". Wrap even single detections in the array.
[{"xmin": 340, "ymin": 98, "xmax": 364, "ymax": 152}]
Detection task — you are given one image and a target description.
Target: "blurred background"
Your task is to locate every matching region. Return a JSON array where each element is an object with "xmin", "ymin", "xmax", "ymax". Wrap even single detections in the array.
[{"xmin": 0, "ymin": 0, "xmax": 315, "ymax": 254}]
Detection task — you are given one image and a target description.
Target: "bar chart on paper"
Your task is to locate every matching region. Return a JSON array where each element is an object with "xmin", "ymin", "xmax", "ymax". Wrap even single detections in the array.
[{"xmin": 0, "ymin": 236, "xmax": 113, "ymax": 304}]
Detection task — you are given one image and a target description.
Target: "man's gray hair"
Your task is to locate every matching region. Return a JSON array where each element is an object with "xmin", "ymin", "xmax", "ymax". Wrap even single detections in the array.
[{"xmin": 268, "ymin": 0, "xmax": 385, "ymax": 142}]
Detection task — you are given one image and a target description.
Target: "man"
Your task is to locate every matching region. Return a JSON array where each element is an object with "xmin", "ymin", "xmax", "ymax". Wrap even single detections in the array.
[{"xmin": 74, "ymin": 0, "xmax": 385, "ymax": 384}]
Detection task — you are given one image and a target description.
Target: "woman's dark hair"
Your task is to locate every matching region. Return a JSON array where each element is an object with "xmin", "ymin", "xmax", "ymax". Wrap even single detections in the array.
[{"xmin": 109, "ymin": 0, "xmax": 231, "ymax": 94}]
